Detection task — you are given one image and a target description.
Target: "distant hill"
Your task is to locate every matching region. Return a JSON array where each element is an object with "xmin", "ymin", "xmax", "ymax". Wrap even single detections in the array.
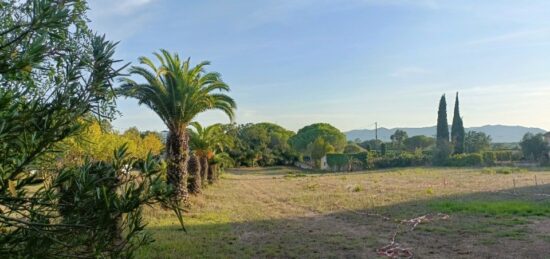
[{"xmin": 345, "ymin": 125, "xmax": 547, "ymax": 143}]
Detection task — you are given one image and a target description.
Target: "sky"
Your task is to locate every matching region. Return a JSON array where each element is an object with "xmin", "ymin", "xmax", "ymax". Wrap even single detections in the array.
[{"xmin": 88, "ymin": 0, "xmax": 550, "ymax": 133}]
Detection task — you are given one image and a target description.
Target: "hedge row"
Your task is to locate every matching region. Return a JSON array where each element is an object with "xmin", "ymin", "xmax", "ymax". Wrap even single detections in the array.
[
  {"xmin": 447, "ymin": 153, "xmax": 483, "ymax": 167},
  {"xmin": 447, "ymin": 151, "xmax": 520, "ymax": 167},
  {"xmin": 371, "ymin": 153, "xmax": 430, "ymax": 169},
  {"xmin": 326, "ymin": 152, "xmax": 369, "ymax": 171},
  {"xmin": 325, "ymin": 150, "xmax": 521, "ymax": 171}
]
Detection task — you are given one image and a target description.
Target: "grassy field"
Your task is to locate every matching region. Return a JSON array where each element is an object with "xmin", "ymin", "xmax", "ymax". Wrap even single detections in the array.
[{"xmin": 138, "ymin": 167, "xmax": 550, "ymax": 258}]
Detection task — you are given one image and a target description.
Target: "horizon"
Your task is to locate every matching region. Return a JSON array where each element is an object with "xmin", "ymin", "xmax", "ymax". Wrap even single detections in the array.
[
  {"xmin": 350, "ymin": 124, "xmax": 549, "ymax": 132},
  {"xmin": 89, "ymin": 0, "xmax": 550, "ymax": 132}
]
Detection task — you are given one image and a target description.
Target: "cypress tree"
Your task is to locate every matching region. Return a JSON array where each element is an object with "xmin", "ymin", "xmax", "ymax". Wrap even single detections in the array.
[
  {"xmin": 436, "ymin": 94, "xmax": 449, "ymax": 142},
  {"xmin": 434, "ymin": 94, "xmax": 451, "ymax": 165},
  {"xmin": 451, "ymin": 92, "xmax": 465, "ymax": 154}
]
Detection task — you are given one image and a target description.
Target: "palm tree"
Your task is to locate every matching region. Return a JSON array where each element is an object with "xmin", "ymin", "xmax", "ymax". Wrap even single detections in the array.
[
  {"xmin": 187, "ymin": 151, "xmax": 201, "ymax": 194},
  {"xmin": 189, "ymin": 122, "xmax": 233, "ymax": 185},
  {"xmin": 208, "ymin": 152, "xmax": 234, "ymax": 182},
  {"xmin": 119, "ymin": 50, "xmax": 236, "ymax": 202}
]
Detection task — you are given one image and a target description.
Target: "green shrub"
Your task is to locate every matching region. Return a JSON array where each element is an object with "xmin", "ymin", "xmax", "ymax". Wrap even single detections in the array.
[
  {"xmin": 373, "ymin": 153, "xmax": 429, "ymax": 169},
  {"xmin": 448, "ymin": 153, "xmax": 483, "ymax": 167},
  {"xmin": 511, "ymin": 151, "xmax": 523, "ymax": 161},
  {"xmin": 432, "ymin": 141, "xmax": 452, "ymax": 166},
  {"xmin": 326, "ymin": 152, "xmax": 369, "ymax": 171},
  {"xmin": 482, "ymin": 152, "xmax": 496, "ymax": 166},
  {"xmin": 494, "ymin": 151, "xmax": 513, "ymax": 161},
  {"xmin": 326, "ymin": 153, "xmax": 349, "ymax": 171},
  {"xmin": 351, "ymin": 152, "xmax": 369, "ymax": 164}
]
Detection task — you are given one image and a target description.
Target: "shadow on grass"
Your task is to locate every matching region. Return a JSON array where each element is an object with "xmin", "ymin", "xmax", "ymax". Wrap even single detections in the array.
[{"xmin": 139, "ymin": 184, "xmax": 550, "ymax": 259}]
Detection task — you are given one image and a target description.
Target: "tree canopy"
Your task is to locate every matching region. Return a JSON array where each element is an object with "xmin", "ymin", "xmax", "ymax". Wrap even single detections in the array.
[
  {"xmin": 289, "ymin": 123, "xmax": 347, "ymax": 154},
  {"xmin": 464, "ymin": 131, "xmax": 492, "ymax": 153},
  {"xmin": 344, "ymin": 143, "xmax": 366, "ymax": 154},
  {"xmin": 403, "ymin": 135, "xmax": 435, "ymax": 151},
  {"xmin": 520, "ymin": 133, "xmax": 549, "ymax": 162},
  {"xmin": 391, "ymin": 129, "xmax": 408, "ymax": 149},
  {"xmin": 226, "ymin": 123, "xmax": 298, "ymax": 166}
]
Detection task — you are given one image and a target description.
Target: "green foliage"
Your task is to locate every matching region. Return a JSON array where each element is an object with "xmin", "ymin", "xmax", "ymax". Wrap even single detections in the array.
[
  {"xmin": 390, "ymin": 129, "xmax": 408, "ymax": 149},
  {"xmin": 358, "ymin": 139, "xmax": 382, "ymax": 151},
  {"xmin": 289, "ymin": 123, "xmax": 346, "ymax": 154},
  {"xmin": 436, "ymin": 94, "xmax": 450, "ymax": 142},
  {"xmin": 225, "ymin": 123, "xmax": 298, "ymax": 167},
  {"xmin": 403, "ymin": 135, "xmax": 435, "ymax": 151},
  {"xmin": 435, "ymin": 95, "xmax": 451, "ymax": 164},
  {"xmin": 343, "ymin": 143, "xmax": 365, "ymax": 154},
  {"xmin": 189, "ymin": 122, "xmax": 232, "ymax": 158},
  {"xmin": 464, "ymin": 131, "xmax": 492, "ymax": 153},
  {"xmin": 325, "ymin": 152, "xmax": 369, "ymax": 171},
  {"xmin": 351, "ymin": 152, "xmax": 369, "ymax": 165},
  {"xmin": 519, "ymin": 133, "xmax": 549, "ymax": 162},
  {"xmin": 54, "ymin": 146, "xmax": 184, "ymax": 257},
  {"xmin": 493, "ymin": 151, "xmax": 513, "ymax": 161},
  {"xmin": 308, "ymin": 137, "xmax": 335, "ymax": 166},
  {"xmin": 119, "ymin": 49, "xmax": 236, "ymax": 200},
  {"xmin": 62, "ymin": 120, "xmax": 165, "ymax": 163},
  {"xmin": 119, "ymin": 50, "xmax": 236, "ymax": 130},
  {"xmin": 380, "ymin": 143, "xmax": 387, "ymax": 156},
  {"xmin": 430, "ymin": 200, "xmax": 550, "ymax": 216},
  {"xmin": 482, "ymin": 152, "xmax": 496, "ymax": 166},
  {"xmin": 433, "ymin": 140, "xmax": 452, "ymax": 166},
  {"xmin": 326, "ymin": 153, "xmax": 349, "ymax": 170},
  {"xmin": 372, "ymin": 153, "xmax": 429, "ymax": 169},
  {"xmin": 447, "ymin": 153, "xmax": 483, "ymax": 167},
  {"xmin": 0, "ymin": 1, "xmax": 183, "ymax": 257},
  {"xmin": 451, "ymin": 93, "xmax": 465, "ymax": 154}
]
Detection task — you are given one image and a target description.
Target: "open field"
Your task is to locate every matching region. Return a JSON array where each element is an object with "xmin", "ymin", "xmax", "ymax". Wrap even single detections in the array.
[{"xmin": 138, "ymin": 167, "xmax": 550, "ymax": 258}]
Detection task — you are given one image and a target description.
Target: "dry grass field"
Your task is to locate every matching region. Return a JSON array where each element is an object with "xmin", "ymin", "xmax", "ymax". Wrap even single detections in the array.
[{"xmin": 138, "ymin": 166, "xmax": 550, "ymax": 258}]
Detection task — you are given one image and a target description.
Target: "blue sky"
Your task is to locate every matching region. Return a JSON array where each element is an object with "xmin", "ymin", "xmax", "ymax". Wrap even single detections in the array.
[{"xmin": 88, "ymin": 0, "xmax": 550, "ymax": 132}]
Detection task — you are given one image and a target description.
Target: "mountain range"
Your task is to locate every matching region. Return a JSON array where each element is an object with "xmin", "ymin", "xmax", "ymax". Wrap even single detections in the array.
[{"xmin": 345, "ymin": 125, "xmax": 547, "ymax": 143}]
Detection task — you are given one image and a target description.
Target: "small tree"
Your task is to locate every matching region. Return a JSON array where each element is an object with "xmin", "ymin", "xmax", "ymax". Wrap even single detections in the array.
[
  {"xmin": 520, "ymin": 133, "xmax": 549, "ymax": 162},
  {"xmin": 403, "ymin": 135, "xmax": 435, "ymax": 151},
  {"xmin": 390, "ymin": 129, "xmax": 408, "ymax": 149},
  {"xmin": 464, "ymin": 131, "xmax": 492, "ymax": 153}
]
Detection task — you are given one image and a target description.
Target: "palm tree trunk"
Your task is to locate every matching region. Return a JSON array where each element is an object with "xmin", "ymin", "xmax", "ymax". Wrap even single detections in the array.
[
  {"xmin": 187, "ymin": 152, "xmax": 201, "ymax": 194},
  {"xmin": 166, "ymin": 128, "xmax": 189, "ymax": 202},
  {"xmin": 200, "ymin": 156, "xmax": 209, "ymax": 186},
  {"xmin": 208, "ymin": 163, "xmax": 218, "ymax": 184}
]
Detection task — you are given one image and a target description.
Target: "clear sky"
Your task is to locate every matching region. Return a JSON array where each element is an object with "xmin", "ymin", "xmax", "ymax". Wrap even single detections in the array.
[{"xmin": 88, "ymin": 0, "xmax": 550, "ymax": 132}]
